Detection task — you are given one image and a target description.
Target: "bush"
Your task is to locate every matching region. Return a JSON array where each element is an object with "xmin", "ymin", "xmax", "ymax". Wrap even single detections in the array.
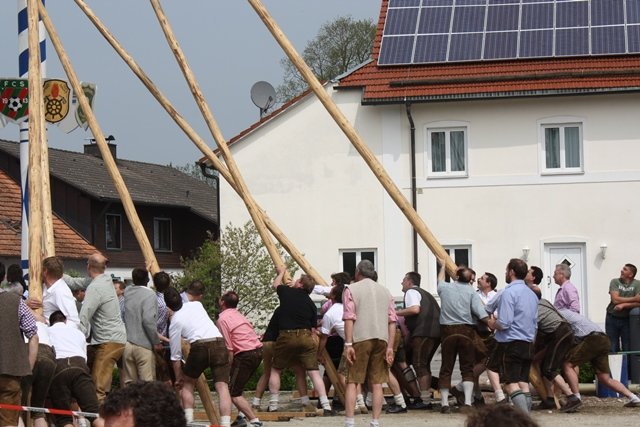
[{"xmin": 579, "ymin": 362, "xmax": 596, "ymax": 383}]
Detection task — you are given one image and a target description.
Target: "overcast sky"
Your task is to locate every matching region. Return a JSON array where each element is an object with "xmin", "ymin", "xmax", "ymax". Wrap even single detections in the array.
[{"xmin": 0, "ymin": 1, "xmax": 379, "ymax": 166}]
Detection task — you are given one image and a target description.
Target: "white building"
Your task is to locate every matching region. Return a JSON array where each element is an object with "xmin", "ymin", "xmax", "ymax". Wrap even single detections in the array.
[{"xmin": 206, "ymin": 0, "xmax": 640, "ymax": 322}]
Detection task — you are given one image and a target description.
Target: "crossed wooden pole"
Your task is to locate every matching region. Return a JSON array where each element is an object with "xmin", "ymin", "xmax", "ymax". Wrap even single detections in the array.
[{"xmin": 25, "ymin": 0, "xmax": 529, "ymax": 424}]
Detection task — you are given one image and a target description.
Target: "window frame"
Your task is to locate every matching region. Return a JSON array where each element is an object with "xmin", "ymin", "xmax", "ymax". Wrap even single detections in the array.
[
  {"xmin": 435, "ymin": 245, "xmax": 473, "ymax": 283},
  {"xmin": 153, "ymin": 217, "xmax": 173, "ymax": 253},
  {"xmin": 339, "ymin": 248, "xmax": 377, "ymax": 279},
  {"xmin": 425, "ymin": 125, "xmax": 469, "ymax": 178},
  {"xmin": 105, "ymin": 213, "xmax": 122, "ymax": 250},
  {"xmin": 539, "ymin": 121, "xmax": 584, "ymax": 175}
]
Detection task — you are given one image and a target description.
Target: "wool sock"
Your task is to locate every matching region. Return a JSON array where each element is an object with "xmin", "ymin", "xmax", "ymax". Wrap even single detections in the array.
[
  {"xmin": 252, "ymin": 396, "xmax": 261, "ymax": 406},
  {"xmin": 393, "ymin": 393, "xmax": 407, "ymax": 408},
  {"xmin": 268, "ymin": 393, "xmax": 279, "ymax": 411},
  {"xmin": 462, "ymin": 381, "xmax": 474, "ymax": 405},
  {"xmin": 510, "ymin": 391, "xmax": 528, "ymax": 412},
  {"xmin": 344, "ymin": 417, "xmax": 355, "ymax": 427},
  {"xmin": 629, "ymin": 394, "xmax": 640, "ymax": 403},
  {"xmin": 455, "ymin": 382, "xmax": 464, "ymax": 392},
  {"xmin": 300, "ymin": 395, "xmax": 310, "ymax": 405},
  {"xmin": 370, "ymin": 419, "xmax": 380, "ymax": 427},
  {"xmin": 366, "ymin": 392, "xmax": 373, "ymax": 407},
  {"xmin": 356, "ymin": 394, "xmax": 366, "ymax": 407},
  {"xmin": 440, "ymin": 388, "xmax": 449, "ymax": 406},
  {"xmin": 524, "ymin": 392, "xmax": 532, "ymax": 411},
  {"xmin": 495, "ymin": 389, "xmax": 506, "ymax": 402},
  {"xmin": 184, "ymin": 408, "xmax": 194, "ymax": 423},
  {"xmin": 320, "ymin": 395, "xmax": 332, "ymax": 410},
  {"xmin": 220, "ymin": 415, "xmax": 231, "ymax": 427}
]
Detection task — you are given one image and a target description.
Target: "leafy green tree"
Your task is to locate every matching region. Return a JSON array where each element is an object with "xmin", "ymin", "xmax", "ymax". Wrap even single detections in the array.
[
  {"xmin": 218, "ymin": 221, "xmax": 297, "ymax": 333},
  {"xmin": 277, "ymin": 16, "xmax": 376, "ymax": 101},
  {"xmin": 176, "ymin": 222, "xmax": 297, "ymax": 333}
]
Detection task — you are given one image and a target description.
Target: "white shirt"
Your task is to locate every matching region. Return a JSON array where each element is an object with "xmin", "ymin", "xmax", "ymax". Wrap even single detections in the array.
[
  {"xmin": 320, "ymin": 302, "xmax": 345, "ymax": 339},
  {"xmin": 312, "ymin": 285, "xmax": 331, "ymax": 297},
  {"xmin": 169, "ymin": 301, "xmax": 222, "ymax": 361},
  {"xmin": 478, "ymin": 289, "xmax": 498, "ymax": 305},
  {"xmin": 49, "ymin": 321, "xmax": 87, "ymax": 360},
  {"xmin": 404, "ymin": 288, "xmax": 422, "ymax": 307},
  {"xmin": 43, "ymin": 278, "xmax": 80, "ymax": 328},
  {"xmin": 36, "ymin": 321, "xmax": 52, "ymax": 346}
]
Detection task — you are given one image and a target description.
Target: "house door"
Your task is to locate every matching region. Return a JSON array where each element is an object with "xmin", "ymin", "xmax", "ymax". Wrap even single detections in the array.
[{"xmin": 543, "ymin": 243, "xmax": 587, "ymax": 316}]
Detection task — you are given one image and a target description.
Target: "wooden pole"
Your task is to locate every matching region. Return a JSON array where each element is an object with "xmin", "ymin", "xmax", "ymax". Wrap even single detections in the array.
[
  {"xmin": 36, "ymin": 2, "xmax": 160, "ymax": 276},
  {"xmin": 41, "ymin": 143, "xmax": 55, "ymax": 257},
  {"xmin": 26, "ymin": 0, "xmax": 44, "ymax": 305},
  {"xmin": 149, "ymin": 0, "xmax": 284, "ymax": 274},
  {"xmin": 71, "ymin": 0, "xmax": 326, "ymax": 287},
  {"xmin": 246, "ymin": 0, "xmax": 457, "ymax": 276}
]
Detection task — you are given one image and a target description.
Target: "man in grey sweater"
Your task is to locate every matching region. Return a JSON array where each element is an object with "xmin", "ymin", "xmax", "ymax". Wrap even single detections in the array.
[
  {"xmin": 122, "ymin": 267, "xmax": 159, "ymax": 383},
  {"xmin": 67, "ymin": 252, "xmax": 127, "ymax": 404}
]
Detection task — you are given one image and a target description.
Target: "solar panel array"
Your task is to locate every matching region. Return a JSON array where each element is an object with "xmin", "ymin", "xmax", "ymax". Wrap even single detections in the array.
[{"xmin": 378, "ymin": 0, "xmax": 640, "ymax": 65}]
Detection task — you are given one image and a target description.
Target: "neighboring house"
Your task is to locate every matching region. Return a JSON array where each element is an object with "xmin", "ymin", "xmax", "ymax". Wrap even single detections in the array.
[
  {"xmin": 202, "ymin": 0, "xmax": 640, "ymax": 321},
  {"xmin": 0, "ymin": 139, "xmax": 218, "ymax": 279},
  {"xmin": 0, "ymin": 168, "xmax": 97, "ymax": 273}
]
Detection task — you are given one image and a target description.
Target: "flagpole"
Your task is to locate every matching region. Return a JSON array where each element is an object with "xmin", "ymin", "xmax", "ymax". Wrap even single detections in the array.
[{"xmin": 18, "ymin": 0, "xmax": 47, "ymax": 278}]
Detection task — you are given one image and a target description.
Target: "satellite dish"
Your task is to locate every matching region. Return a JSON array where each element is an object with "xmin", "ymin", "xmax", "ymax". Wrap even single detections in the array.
[{"xmin": 250, "ymin": 81, "xmax": 276, "ymax": 118}]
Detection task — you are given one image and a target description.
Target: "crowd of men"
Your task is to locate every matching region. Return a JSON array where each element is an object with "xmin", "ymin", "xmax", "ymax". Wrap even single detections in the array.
[{"xmin": 1, "ymin": 254, "xmax": 640, "ymax": 427}]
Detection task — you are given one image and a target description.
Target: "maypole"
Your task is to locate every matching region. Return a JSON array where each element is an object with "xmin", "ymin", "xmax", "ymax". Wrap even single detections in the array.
[{"xmin": 18, "ymin": 0, "xmax": 48, "ymax": 278}]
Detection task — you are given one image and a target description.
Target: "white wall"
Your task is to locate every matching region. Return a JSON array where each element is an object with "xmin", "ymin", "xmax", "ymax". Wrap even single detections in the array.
[{"xmin": 220, "ymin": 87, "xmax": 640, "ymax": 323}]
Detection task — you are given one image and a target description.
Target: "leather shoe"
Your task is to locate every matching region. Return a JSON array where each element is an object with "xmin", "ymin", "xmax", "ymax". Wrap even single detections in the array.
[
  {"xmin": 407, "ymin": 399, "xmax": 431, "ymax": 410},
  {"xmin": 385, "ymin": 404, "xmax": 407, "ymax": 414}
]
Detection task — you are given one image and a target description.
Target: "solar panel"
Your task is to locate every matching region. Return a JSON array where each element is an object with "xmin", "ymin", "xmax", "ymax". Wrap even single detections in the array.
[{"xmin": 378, "ymin": 0, "xmax": 640, "ymax": 65}]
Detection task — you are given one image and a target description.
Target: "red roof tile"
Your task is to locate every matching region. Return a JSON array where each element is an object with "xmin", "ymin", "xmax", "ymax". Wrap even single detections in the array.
[
  {"xmin": 338, "ymin": 0, "xmax": 640, "ymax": 102},
  {"xmin": 0, "ymin": 170, "xmax": 98, "ymax": 259}
]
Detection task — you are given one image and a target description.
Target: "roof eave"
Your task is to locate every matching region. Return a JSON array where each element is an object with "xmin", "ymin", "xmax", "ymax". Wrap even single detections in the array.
[{"xmin": 358, "ymin": 86, "xmax": 640, "ymax": 105}]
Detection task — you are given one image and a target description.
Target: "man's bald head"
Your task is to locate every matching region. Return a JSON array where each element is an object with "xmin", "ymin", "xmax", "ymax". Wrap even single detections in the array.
[{"xmin": 87, "ymin": 253, "xmax": 108, "ymax": 275}]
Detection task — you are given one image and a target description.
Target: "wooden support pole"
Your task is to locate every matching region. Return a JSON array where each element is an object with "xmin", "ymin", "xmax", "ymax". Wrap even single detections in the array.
[
  {"xmin": 36, "ymin": 2, "xmax": 160, "ymax": 276},
  {"xmin": 71, "ymin": 0, "xmax": 326, "ymax": 287},
  {"xmin": 150, "ymin": 2, "xmax": 345, "ymax": 402},
  {"xmin": 26, "ymin": 0, "xmax": 45, "ymax": 305},
  {"xmin": 246, "ymin": 0, "xmax": 457, "ymax": 276},
  {"xmin": 149, "ymin": 0, "xmax": 284, "ymax": 274}
]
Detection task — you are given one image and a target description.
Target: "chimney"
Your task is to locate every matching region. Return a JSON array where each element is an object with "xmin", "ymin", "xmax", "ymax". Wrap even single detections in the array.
[{"xmin": 84, "ymin": 135, "xmax": 116, "ymax": 159}]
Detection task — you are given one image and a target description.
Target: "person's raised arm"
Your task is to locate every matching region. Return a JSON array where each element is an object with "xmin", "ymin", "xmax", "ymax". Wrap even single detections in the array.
[{"xmin": 272, "ymin": 265, "xmax": 286, "ymax": 289}]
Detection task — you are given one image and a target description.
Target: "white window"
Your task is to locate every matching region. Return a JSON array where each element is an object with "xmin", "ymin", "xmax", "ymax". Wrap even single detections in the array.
[
  {"xmin": 541, "ymin": 123, "xmax": 583, "ymax": 173},
  {"xmin": 426, "ymin": 127, "xmax": 468, "ymax": 177},
  {"xmin": 105, "ymin": 214, "xmax": 122, "ymax": 250},
  {"xmin": 436, "ymin": 245, "xmax": 472, "ymax": 283},
  {"xmin": 153, "ymin": 218, "xmax": 172, "ymax": 252},
  {"xmin": 339, "ymin": 248, "xmax": 377, "ymax": 279}
]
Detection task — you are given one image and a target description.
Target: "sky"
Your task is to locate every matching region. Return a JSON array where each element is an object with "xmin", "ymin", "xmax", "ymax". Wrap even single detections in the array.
[{"xmin": 0, "ymin": 1, "xmax": 380, "ymax": 167}]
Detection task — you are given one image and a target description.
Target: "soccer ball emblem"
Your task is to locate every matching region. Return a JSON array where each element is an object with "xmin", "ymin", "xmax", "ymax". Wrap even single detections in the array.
[{"xmin": 7, "ymin": 97, "xmax": 23, "ymax": 112}]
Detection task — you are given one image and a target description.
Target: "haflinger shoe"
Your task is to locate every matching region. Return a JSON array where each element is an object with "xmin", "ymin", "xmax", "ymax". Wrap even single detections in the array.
[
  {"xmin": 385, "ymin": 403, "xmax": 408, "ymax": 414},
  {"xmin": 559, "ymin": 396, "xmax": 582, "ymax": 413}
]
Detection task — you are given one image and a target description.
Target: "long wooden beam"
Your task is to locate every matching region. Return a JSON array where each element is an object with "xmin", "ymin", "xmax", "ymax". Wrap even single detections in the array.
[
  {"xmin": 36, "ymin": 2, "xmax": 160, "ymax": 276},
  {"xmin": 246, "ymin": 0, "xmax": 458, "ymax": 276},
  {"xmin": 71, "ymin": 0, "xmax": 327, "ymax": 288},
  {"xmin": 149, "ymin": 0, "xmax": 284, "ymax": 275},
  {"xmin": 26, "ymin": 0, "xmax": 45, "ymax": 305}
]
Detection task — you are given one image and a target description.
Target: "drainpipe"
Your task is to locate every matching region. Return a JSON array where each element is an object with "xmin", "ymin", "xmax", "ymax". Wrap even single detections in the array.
[{"xmin": 405, "ymin": 103, "xmax": 418, "ymax": 272}]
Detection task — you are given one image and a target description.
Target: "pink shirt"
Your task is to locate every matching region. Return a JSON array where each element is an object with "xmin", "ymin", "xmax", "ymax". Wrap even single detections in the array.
[
  {"xmin": 217, "ymin": 308, "xmax": 263, "ymax": 355},
  {"xmin": 554, "ymin": 280, "xmax": 580, "ymax": 313},
  {"xmin": 342, "ymin": 287, "xmax": 398, "ymax": 323}
]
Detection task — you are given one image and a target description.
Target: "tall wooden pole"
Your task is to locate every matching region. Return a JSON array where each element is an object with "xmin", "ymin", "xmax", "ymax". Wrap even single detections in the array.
[
  {"xmin": 36, "ymin": 2, "xmax": 160, "ymax": 275},
  {"xmin": 148, "ymin": 1, "xmax": 343, "ymax": 402},
  {"xmin": 71, "ymin": 0, "xmax": 327, "ymax": 287},
  {"xmin": 26, "ymin": 0, "xmax": 44, "ymax": 304},
  {"xmin": 246, "ymin": 0, "xmax": 458, "ymax": 276},
  {"xmin": 149, "ymin": 0, "xmax": 284, "ymax": 273}
]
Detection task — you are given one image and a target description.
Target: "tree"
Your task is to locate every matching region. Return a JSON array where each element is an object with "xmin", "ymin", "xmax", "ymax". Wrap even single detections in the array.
[
  {"xmin": 169, "ymin": 162, "xmax": 218, "ymax": 189},
  {"xmin": 277, "ymin": 16, "xmax": 376, "ymax": 101},
  {"xmin": 176, "ymin": 222, "xmax": 298, "ymax": 333}
]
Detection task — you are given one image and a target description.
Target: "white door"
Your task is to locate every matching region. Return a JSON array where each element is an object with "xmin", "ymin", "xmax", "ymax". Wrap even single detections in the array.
[{"xmin": 543, "ymin": 244, "xmax": 587, "ymax": 316}]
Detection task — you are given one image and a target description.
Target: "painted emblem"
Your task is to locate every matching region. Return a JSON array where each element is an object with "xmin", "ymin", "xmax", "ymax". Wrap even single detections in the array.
[
  {"xmin": 43, "ymin": 79, "xmax": 70, "ymax": 123},
  {"xmin": 0, "ymin": 79, "xmax": 29, "ymax": 123}
]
